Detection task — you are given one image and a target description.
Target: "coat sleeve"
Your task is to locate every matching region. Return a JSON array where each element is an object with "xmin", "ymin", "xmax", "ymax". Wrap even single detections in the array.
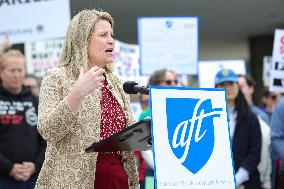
[
  {"xmin": 0, "ymin": 152, "xmax": 13, "ymax": 176},
  {"xmin": 240, "ymin": 114, "xmax": 262, "ymax": 174},
  {"xmin": 37, "ymin": 68, "xmax": 78, "ymax": 143},
  {"xmin": 34, "ymin": 134, "xmax": 47, "ymax": 174}
]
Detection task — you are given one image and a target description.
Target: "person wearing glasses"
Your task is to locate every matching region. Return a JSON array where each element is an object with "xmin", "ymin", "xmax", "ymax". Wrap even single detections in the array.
[
  {"xmin": 148, "ymin": 68, "xmax": 178, "ymax": 87},
  {"xmin": 140, "ymin": 68, "xmax": 178, "ymax": 188}
]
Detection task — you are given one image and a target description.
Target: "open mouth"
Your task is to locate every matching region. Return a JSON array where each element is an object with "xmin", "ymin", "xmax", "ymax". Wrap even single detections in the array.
[{"xmin": 105, "ymin": 48, "xmax": 113, "ymax": 53}]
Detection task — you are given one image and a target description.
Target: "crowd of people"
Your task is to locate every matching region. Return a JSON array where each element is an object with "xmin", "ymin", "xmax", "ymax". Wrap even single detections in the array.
[{"xmin": 0, "ymin": 8, "xmax": 284, "ymax": 189}]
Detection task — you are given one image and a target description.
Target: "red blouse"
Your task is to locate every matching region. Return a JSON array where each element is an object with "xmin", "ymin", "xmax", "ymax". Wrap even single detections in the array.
[
  {"xmin": 94, "ymin": 79, "xmax": 129, "ymax": 189},
  {"xmin": 100, "ymin": 80, "xmax": 126, "ymax": 140}
]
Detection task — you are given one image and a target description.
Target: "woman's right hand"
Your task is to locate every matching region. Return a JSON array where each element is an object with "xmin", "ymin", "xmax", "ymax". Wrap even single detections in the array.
[
  {"xmin": 66, "ymin": 66, "xmax": 105, "ymax": 114},
  {"xmin": 74, "ymin": 66, "xmax": 105, "ymax": 97}
]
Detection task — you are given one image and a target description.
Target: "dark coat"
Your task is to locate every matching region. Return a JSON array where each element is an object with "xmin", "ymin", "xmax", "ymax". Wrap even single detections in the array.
[{"xmin": 232, "ymin": 110, "xmax": 262, "ymax": 189}]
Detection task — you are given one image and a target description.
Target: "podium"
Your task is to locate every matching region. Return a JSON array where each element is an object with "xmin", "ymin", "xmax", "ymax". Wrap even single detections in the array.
[{"xmin": 85, "ymin": 119, "xmax": 151, "ymax": 153}]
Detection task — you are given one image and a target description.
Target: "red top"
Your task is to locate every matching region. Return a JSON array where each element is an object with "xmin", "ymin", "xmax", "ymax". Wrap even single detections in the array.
[
  {"xmin": 100, "ymin": 80, "xmax": 126, "ymax": 140},
  {"xmin": 94, "ymin": 79, "xmax": 129, "ymax": 189}
]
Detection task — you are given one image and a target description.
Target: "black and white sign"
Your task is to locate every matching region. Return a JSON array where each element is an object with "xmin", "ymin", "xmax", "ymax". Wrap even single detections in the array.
[{"xmin": 270, "ymin": 29, "xmax": 284, "ymax": 92}]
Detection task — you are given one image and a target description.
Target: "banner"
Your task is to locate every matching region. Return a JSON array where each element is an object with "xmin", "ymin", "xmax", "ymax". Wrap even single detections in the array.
[
  {"xmin": 138, "ymin": 17, "xmax": 198, "ymax": 75},
  {"xmin": 0, "ymin": 0, "xmax": 70, "ymax": 44},
  {"xmin": 198, "ymin": 60, "xmax": 246, "ymax": 88},
  {"xmin": 25, "ymin": 38, "xmax": 64, "ymax": 77},
  {"xmin": 150, "ymin": 87, "xmax": 235, "ymax": 189},
  {"xmin": 113, "ymin": 40, "xmax": 148, "ymax": 85},
  {"xmin": 269, "ymin": 29, "xmax": 284, "ymax": 92}
]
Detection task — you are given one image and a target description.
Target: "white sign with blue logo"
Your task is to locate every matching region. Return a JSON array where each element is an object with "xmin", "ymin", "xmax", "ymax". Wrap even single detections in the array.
[
  {"xmin": 138, "ymin": 17, "xmax": 198, "ymax": 75},
  {"xmin": 150, "ymin": 87, "xmax": 236, "ymax": 189}
]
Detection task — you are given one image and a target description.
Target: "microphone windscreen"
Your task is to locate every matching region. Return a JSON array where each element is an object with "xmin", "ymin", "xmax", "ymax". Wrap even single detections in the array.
[{"xmin": 123, "ymin": 81, "xmax": 138, "ymax": 94}]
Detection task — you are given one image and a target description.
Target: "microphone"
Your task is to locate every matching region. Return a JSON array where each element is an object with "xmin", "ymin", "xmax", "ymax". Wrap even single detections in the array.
[{"xmin": 123, "ymin": 81, "xmax": 149, "ymax": 95}]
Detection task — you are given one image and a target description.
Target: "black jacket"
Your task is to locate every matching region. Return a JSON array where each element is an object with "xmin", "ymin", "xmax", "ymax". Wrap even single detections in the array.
[
  {"xmin": 0, "ymin": 84, "xmax": 46, "ymax": 177},
  {"xmin": 232, "ymin": 110, "xmax": 262, "ymax": 189}
]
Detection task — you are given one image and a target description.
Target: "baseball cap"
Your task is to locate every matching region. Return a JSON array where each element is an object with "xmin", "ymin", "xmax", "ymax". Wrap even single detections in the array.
[{"xmin": 214, "ymin": 69, "xmax": 239, "ymax": 85}]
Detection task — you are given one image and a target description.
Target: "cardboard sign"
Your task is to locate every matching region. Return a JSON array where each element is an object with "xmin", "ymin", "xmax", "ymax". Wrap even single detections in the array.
[
  {"xmin": 150, "ymin": 87, "xmax": 236, "ymax": 189},
  {"xmin": 113, "ymin": 40, "xmax": 148, "ymax": 85},
  {"xmin": 25, "ymin": 38, "xmax": 64, "ymax": 77}
]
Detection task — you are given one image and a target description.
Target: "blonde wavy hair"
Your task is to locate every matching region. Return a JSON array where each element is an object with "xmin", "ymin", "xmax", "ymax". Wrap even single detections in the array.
[{"xmin": 59, "ymin": 9, "xmax": 114, "ymax": 79}]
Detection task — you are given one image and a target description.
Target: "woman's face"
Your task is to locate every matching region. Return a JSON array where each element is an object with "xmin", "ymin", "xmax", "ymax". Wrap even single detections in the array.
[
  {"xmin": 216, "ymin": 81, "xmax": 239, "ymax": 101},
  {"xmin": 88, "ymin": 19, "xmax": 114, "ymax": 68},
  {"xmin": 159, "ymin": 71, "xmax": 178, "ymax": 86}
]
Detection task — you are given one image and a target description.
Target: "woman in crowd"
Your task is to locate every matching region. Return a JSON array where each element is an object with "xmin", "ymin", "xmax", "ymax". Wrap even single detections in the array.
[{"xmin": 214, "ymin": 69, "xmax": 262, "ymax": 189}]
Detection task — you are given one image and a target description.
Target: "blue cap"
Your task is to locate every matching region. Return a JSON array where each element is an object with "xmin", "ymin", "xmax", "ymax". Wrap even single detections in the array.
[{"xmin": 214, "ymin": 69, "xmax": 239, "ymax": 85}]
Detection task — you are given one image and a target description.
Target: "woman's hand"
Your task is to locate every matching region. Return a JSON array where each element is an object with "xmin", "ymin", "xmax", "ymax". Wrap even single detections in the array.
[
  {"xmin": 74, "ymin": 66, "xmax": 105, "ymax": 97},
  {"xmin": 67, "ymin": 66, "xmax": 105, "ymax": 114}
]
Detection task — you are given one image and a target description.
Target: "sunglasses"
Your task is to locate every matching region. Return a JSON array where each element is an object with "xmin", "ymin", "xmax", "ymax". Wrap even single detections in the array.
[
  {"xmin": 162, "ymin": 80, "xmax": 178, "ymax": 85},
  {"xmin": 141, "ymin": 99, "xmax": 150, "ymax": 105}
]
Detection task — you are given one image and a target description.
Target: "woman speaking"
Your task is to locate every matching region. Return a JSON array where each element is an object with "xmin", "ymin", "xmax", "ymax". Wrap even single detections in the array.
[{"xmin": 35, "ymin": 10, "xmax": 139, "ymax": 189}]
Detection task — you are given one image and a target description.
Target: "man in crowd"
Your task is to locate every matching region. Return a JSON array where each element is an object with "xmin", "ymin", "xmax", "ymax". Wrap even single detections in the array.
[
  {"xmin": 271, "ymin": 96, "xmax": 284, "ymax": 189},
  {"xmin": 0, "ymin": 50, "xmax": 46, "ymax": 188},
  {"xmin": 24, "ymin": 74, "xmax": 41, "ymax": 97}
]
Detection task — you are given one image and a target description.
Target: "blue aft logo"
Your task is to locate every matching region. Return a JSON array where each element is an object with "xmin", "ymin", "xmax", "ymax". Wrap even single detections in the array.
[{"xmin": 166, "ymin": 98, "xmax": 223, "ymax": 174}]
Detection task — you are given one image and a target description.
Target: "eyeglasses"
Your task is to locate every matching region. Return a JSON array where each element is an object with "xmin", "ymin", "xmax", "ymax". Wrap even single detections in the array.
[{"xmin": 162, "ymin": 80, "xmax": 178, "ymax": 86}]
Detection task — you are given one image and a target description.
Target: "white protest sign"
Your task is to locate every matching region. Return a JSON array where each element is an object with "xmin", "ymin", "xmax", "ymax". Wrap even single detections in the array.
[
  {"xmin": 0, "ymin": 0, "xmax": 70, "ymax": 44},
  {"xmin": 25, "ymin": 38, "xmax": 64, "ymax": 77},
  {"xmin": 269, "ymin": 29, "xmax": 284, "ymax": 92},
  {"xmin": 113, "ymin": 40, "xmax": 148, "ymax": 85},
  {"xmin": 138, "ymin": 17, "xmax": 198, "ymax": 75},
  {"xmin": 198, "ymin": 60, "xmax": 246, "ymax": 88},
  {"xmin": 150, "ymin": 87, "xmax": 236, "ymax": 189},
  {"xmin": 263, "ymin": 56, "xmax": 272, "ymax": 87}
]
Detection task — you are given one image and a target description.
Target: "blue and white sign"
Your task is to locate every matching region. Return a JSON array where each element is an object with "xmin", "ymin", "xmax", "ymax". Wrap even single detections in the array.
[
  {"xmin": 138, "ymin": 17, "xmax": 198, "ymax": 75},
  {"xmin": 150, "ymin": 87, "xmax": 236, "ymax": 189}
]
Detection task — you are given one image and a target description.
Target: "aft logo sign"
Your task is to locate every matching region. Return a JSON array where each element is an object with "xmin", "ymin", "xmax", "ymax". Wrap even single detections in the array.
[
  {"xmin": 150, "ymin": 87, "xmax": 236, "ymax": 189},
  {"xmin": 166, "ymin": 98, "xmax": 222, "ymax": 174}
]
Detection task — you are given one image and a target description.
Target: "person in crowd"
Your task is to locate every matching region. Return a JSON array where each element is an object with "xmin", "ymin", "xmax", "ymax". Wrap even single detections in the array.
[
  {"xmin": 260, "ymin": 88, "xmax": 281, "ymax": 120},
  {"xmin": 238, "ymin": 74, "xmax": 272, "ymax": 189},
  {"xmin": 0, "ymin": 50, "xmax": 46, "ymax": 189},
  {"xmin": 169, "ymin": 69, "xmax": 184, "ymax": 86},
  {"xmin": 24, "ymin": 74, "xmax": 41, "ymax": 97},
  {"xmin": 35, "ymin": 9, "xmax": 139, "ymax": 189},
  {"xmin": 271, "ymin": 97, "xmax": 284, "ymax": 189},
  {"xmin": 140, "ymin": 68, "xmax": 177, "ymax": 187},
  {"xmin": 214, "ymin": 69, "xmax": 262, "ymax": 189},
  {"xmin": 238, "ymin": 75, "xmax": 269, "ymax": 124},
  {"xmin": 139, "ymin": 94, "xmax": 150, "ymax": 121}
]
